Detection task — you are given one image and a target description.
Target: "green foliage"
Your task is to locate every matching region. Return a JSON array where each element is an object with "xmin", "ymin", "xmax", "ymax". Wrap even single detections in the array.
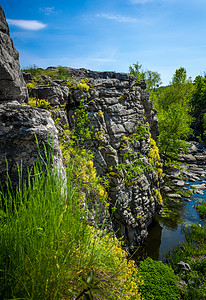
[
  {"xmin": 0, "ymin": 156, "xmax": 142, "ymax": 299},
  {"xmin": 167, "ymin": 224, "xmax": 206, "ymax": 299},
  {"xmin": 151, "ymin": 68, "xmax": 194, "ymax": 160},
  {"xmin": 197, "ymin": 202, "xmax": 206, "ymax": 218},
  {"xmin": 138, "ymin": 257, "xmax": 180, "ymax": 300},
  {"xmin": 171, "ymin": 67, "xmax": 188, "ymax": 85},
  {"xmin": 56, "ymin": 66, "xmax": 70, "ymax": 80},
  {"xmin": 191, "ymin": 74, "xmax": 206, "ymax": 136},
  {"xmin": 71, "ymin": 98, "xmax": 92, "ymax": 146},
  {"xmin": 22, "ymin": 65, "xmax": 73, "ymax": 81},
  {"xmin": 22, "ymin": 64, "xmax": 40, "ymax": 76},
  {"xmin": 129, "ymin": 61, "xmax": 162, "ymax": 90},
  {"xmin": 116, "ymin": 125, "xmax": 150, "ymax": 183}
]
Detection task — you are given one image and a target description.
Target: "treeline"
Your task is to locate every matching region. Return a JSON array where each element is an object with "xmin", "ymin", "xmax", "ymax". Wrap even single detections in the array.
[{"xmin": 130, "ymin": 62, "xmax": 206, "ymax": 161}]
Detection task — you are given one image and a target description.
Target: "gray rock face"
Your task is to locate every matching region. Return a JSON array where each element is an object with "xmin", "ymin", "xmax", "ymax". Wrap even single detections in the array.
[
  {"xmin": 22, "ymin": 67, "xmax": 163, "ymax": 248},
  {"xmin": 0, "ymin": 8, "xmax": 65, "ymax": 189},
  {"xmin": 0, "ymin": 6, "xmax": 28, "ymax": 103},
  {"xmin": 0, "ymin": 101, "xmax": 65, "ymax": 188},
  {"xmin": 166, "ymin": 194, "xmax": 181, "ymax": 199},
  {"xmin": 64, "ymin": 69, "xmax": 162, "ymax": 248},
  {"xmin": 0, "ymin": 6, "xmax": 9, "ymax": 35},
  {"xmin": 25, "ymin": 67, "xmax": 162, "ymax": 248},
  {"xmin": 31, "ymin": 83, "xmax": 69, "ymax": 107}
]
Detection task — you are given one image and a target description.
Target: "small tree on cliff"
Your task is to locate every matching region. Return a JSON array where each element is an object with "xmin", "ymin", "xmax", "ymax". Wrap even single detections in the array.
[{"xmin": 129, "ymin": 62, "xmax": 162, "ymax": 90}]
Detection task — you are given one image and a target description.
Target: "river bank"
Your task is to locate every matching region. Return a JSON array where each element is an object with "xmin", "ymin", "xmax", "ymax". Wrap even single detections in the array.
[{"xmin": 136, "ymin": 141, "xmax": 206, "ymax": 262}]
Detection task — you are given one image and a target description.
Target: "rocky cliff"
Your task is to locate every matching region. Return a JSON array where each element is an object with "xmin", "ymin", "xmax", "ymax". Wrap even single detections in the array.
[
  {"xmin": 0, "ymin": 4, "xmax": 162, "ymax": 249},
  {"xmin": 0, "ymin": 6, "xmax": 28, "ymax": 103},
  {"xmin": 25, "ymin": 67, "xmax": 162, "ymax": 248},
  {"xmin": 68, "ymin": 70, "xmax": 162, "ymax": 248},
  {"xmin": 0, "ymin": 6, "xmax": 65, "ymax": 189}
]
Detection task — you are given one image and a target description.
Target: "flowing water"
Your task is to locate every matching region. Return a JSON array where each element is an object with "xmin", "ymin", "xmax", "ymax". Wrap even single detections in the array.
[{"xmin": 136, "ymin": 173, "xmax": 206, "ymax": 262}]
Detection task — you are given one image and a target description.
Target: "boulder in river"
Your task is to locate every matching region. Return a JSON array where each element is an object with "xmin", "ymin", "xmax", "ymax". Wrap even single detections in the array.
[{"xmin": 166, "ymin": 194, "xmax": 181, "ymax": 199}]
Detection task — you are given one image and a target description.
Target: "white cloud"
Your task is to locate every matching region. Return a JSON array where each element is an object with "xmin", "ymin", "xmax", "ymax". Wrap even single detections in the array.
[
  {"xmin": 39, "ymin": 7, "xmax": 56, "ymax": 15},
  {"xmin": 7, "ymin": 19, "xmax": 47, "ymax": 30},
  {"xmin": 96, "ymin": 13, "xmax": 144, "ymax": 23}
]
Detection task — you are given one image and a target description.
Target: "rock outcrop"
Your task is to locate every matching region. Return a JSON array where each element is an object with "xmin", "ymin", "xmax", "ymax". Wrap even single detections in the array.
[
  {"xmin": 67, "ymin": 71, "xmax": 162, "ymax": 248},
  {"xmin": 0, "ymin": 101, "xmax": 65, "ymax": 188},
  {"xmin": 0, "ymin": 6, "xmax": 65, "ymax": 189},
  {"xmin": 28, "ymin": 67, "xmax": 163, "ymax": 248},
  {"xmin": 0, "ymin": 6, "xmax": 28, "ymax": 103}
]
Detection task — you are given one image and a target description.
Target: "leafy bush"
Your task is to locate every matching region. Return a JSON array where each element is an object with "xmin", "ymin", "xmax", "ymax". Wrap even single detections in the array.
[{"xmin": 138, "ymin": 257, "xmax": 180, "ymax": 300}]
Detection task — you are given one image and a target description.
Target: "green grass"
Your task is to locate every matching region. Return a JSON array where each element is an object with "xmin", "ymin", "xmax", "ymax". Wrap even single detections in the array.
[
  {"xmin": 0, "ymin": 156, "xmax": 142, "ymax": 299},
  {"xmin": 22, "ymin": 65, "xmax": 73, "ymax": 81}
]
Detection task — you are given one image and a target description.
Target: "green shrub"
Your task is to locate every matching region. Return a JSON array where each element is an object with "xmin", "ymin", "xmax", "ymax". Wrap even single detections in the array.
[{"xmin": 138, "ymin": 257, "xmax": 180, "ymax": 300}]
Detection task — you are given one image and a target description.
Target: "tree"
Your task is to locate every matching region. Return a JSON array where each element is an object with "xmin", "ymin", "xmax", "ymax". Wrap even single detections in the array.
[
  {"xmin": 171, "ymin": 67, "xmax": 187, "ymax": 85},
  {"xmin": 129, "ymin": 62, "xmax": 162, "ymax": 90},
  {"xmin": 191, "ymin": 74, "xmax": 206, "ymax": 136},
  {"xmin": 152, "ymin": 67, "xmax": 194, "ymax": 160}
]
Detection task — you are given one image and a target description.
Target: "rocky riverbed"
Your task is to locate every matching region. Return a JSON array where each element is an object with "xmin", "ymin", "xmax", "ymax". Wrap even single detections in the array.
[
  {"xmin": 136, "ymin": 141, "xmax": 206, "ymax": 261},
  {"xmin": 163, "ymin": 141, "xmax": 206, "ymax": 199}
]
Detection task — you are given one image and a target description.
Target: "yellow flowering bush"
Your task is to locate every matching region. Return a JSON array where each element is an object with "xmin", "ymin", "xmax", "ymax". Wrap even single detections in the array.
[
  {"xmin": 78, "ymin": 80, "xmax": 90, "ymax": 92},
  {"xmin": 95, "ymin": 129, "xmax": 105, "ymax": 140},
  {"xmin": 26, "ymin": 81, "xmax": 36, "ymax": 90},
  {"xmin": 149, "ymin": 137, "xmax": 164, "ymax": 181},
  {"xmin": 97, "ymin": 110, "xmax": 104, "ymax": 117},
  {"xmin": 67, "ymin": 78, "xmax": 90, "ymax": 92},
  {"xmin": 154, "ymin": 188, "xmax": 163, "ymax": 204},
  {"xmin": 149, "ymin": 138, "xmax": 160, "ymax": 162},
  {"xmin": 59, "ymin": 128, "xmax": 109, "ymax": 208},
  {"xmin": 28, "ymin": 97, "xmax": 51, "ymax": 109},
  {"xmin": 66, "ymin": 227, "xmax": 143, "ymax": 299}
]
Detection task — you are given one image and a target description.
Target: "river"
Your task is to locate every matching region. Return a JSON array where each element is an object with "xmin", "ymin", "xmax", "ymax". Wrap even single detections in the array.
[{"xmin": 136, "ymin": 167, "xmax": 206, "ymax": 262}]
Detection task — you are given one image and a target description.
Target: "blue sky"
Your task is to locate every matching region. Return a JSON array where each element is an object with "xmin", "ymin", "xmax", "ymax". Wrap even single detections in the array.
[{"xmin": 1, "ymin": 0, "xmax": 206, "ymax": 85}]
